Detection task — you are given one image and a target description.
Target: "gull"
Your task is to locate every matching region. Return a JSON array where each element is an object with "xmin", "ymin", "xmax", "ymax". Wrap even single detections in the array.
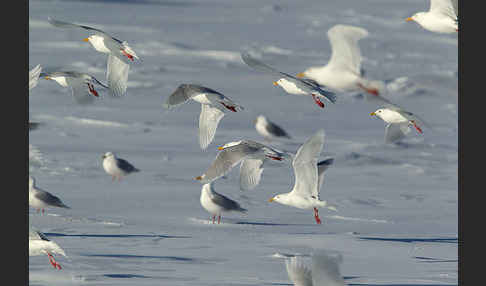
[
  {"xmin": 296, "ymin": 24, "xmax": 383, "ymax": 96},
  {"xmin": 29, "ymin": 176, "xmax": 70, "ymax": 214},
  {"xmin": 102, "ymin": 152, "xmax": 140, "ymax": 181},
  {"xmin": 406, "ymin": 0, "xmax": 458, "ymax": 33},
  {"xmin": 29, "ymin": 64, "xmax": 42, "ymax": 91},
  {"xmin": 241, "ymin": 52, "xmax": 337, "ymax": 109},
  {"xmin": 41, "ymin": 71, "xmax": 108, "ymax": 104},
  {"xmin": 254, "ymin": 115, "xmax": 292, "ymax": 141},
  {"xmin": 369, "ymin": 95, "xmax": 429, "ymax": 143},
  {"xmin": 268, "ymin": 129, "xmax": 337, "ymax": 224},
  {"xmin": 200, "ymin": 182, "xmax": 247, "ymax": 224},
  {"xmin": 195, "ymin": 140, "xmax": 291, "ymax": 191},
  {"xmin": 285, "ymin": 251, "xmax": 346, "ymax": 286},
  {"xmin": 164, "ymin": 84, "xmax": 244, "ymax": 150},
  {"xmin": 48, "ymin": 16, "xmax": 140, "ymax": 97},
  {"xmin": 29, "ymin": 227, "xmax": 66, "ymax": 270}
]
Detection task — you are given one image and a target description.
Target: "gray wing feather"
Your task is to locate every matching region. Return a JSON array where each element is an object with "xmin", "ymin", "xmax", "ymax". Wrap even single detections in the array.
[
  {"xmin": 285, "ymin": 257, "xmax": 313, "ymax": 286},
  {"xmin": 47, "ymin": 16, "xmax": 123, "ymax": 43},
  {"xmin": 68, "ymin": 79, "xmax": 96, "ymax": 105},
  {"xmin": 317, "ymin": 158, "xmax": 334, "ymax": 194},
  {"xmin": 266, "ymin": 121, "xmax": 291, "ymax": 138},
  {"xmin": 35, "ymin": 190, "xmax": 70, "ymax": 209},
  {"xmin": 384, "ymin": 123, "xmax": 410, "ymax": 143},
  {"xmin": 311, "ymin": 251, "xmax": 346, "ymax": 286},
  {"xmin": 210, "ymin": 190, "xmax": 246, "ymax": 212},
  {"xmin": 107, "ymin": 54, "xmax": 129, "ymax": 97},
  {"xmin": 199, "ymin": 104, "xmax": 225, "ymax": 150},
  {"xmin": 116, "ymin": 158, "xmax": 139, "ymax": 173},
  {"xmin": 29, "ymin": 64, "xmax": 42, "ymax": 91},
  {"xmin": 201, "ymin": 143, "xmax": 261, "ymax": 182},
  {"xmin": 239, "ymin": 158, "xmax": 264, "ymax": 191}
]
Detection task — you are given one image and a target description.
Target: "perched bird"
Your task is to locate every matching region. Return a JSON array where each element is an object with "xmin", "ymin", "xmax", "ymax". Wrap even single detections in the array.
[
  {"xmin": 29, "ymin": 227, "xmax": 66, "ymax": 270},
  {"xmin": 241, "ymin": 52, "xmax": 336, "ymax": 109},
  {"xmin": 29, "ymin": 64, "xmax": 42, "ymax": 91},
  {"xmin": 406, "ymin": 0, "xmax": 458, "ymax": 33},
  {"xmin": 296, "ymin": 25, "xmax": 383, "ymax": 96},
  {"xmin": 285, "ymin": 251, "xmax": 346, "ymax": 286},
  {"xmin": 200, "ymin": 182, "xmax": 247, "ymax": 224},
  {"xmin": 254, "ymin": 115, "xmax": 292, "ymax": 141},
  {"xmin": 195, "ymin": 140, "xmax": 291, "ymax": 191},
  {"xmin": 41, "ymin": 71, "xmax": 108, "ymax": 104},
  {"xmin": 102, "ymin": 152, "xmax": 140, "ymax": 181},
  {"xmin": 164, "ymin": 84, "xmax": 244, "ymax": 150},
  {"xmin": 29, "ymin": 176, "xmax": 70, "ymax": 214},
  {"xmin": 48, "ymin": 16, "xmax": 140, "ymax": 97},
  {"xmin": 268, "ymin": 130, "xmax": 337, "ymax": 224},
  {"xmin": 369, "ymin": 95, "xmax": 429, "ymax": 143}
]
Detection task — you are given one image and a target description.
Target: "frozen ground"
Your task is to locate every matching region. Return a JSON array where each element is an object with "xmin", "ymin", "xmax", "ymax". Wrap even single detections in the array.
[{"xmin": 29, "ymin": 0, "xmax": 458, "ymax": 285}]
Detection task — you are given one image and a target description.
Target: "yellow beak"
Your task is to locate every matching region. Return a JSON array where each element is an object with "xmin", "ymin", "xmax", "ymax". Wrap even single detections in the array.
[
  {"xmin": 83, "ymin": 38, "xmax": 90, "ymax": 42},
  {"xmin": 194, "ymin": 176, "xmax": 202, "ymax": 180},
  {"xmin": 272, "ymin": 81, "xmax": 278, "ymax": 86},
  {"xmin": 217, "ymin": 146, "xmax": 224, "ymax": 150},
  {"xmin": 296, "ymin": 72, "xmax": 305, "ymax": 78},
  {"xmin": 268, "ymin": 197, "xmax": 274, "ymax": 202},
  {"xmin": 405, "ymin": 17, "xmax": 414, "ymax": 22},
  {"xmin": 370, "ymin": 112, "xmax": 376, "ymax": 116},
  {"xmin": 44, "ymin": 76, "xmax": 50, "ymax": 80}
]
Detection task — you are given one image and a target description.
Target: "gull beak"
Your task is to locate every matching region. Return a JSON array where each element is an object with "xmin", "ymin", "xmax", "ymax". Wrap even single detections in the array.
[
  {"xmin": 296, "ymin": 72, "xmax": 305, "ymax": 78},
  {"xmin": 217, "ymin": 146, "xmax": 225, "ymax": 150},
  {"xmin": 272, "ymin": 81, "xmax": 278, "ymax": 86},
  {"xmin": 194, "ymin": 176, "xmax": 202, "ymax": 180},
  {"xmin": 370, "ymin": 112, "xmax": 376, "ymax": 116},
  {"xmin": 405, "ymin": 17, "xmax": 414, "ymax": 22},
  {"xmin": 44, "ymin": 76, "xmax": 50, "ymax": 80},
  {"xmin": 83, "ymin": 38, "xmax": 90, "ymax": 42},
  {"xmin": 268, "ymin": 197, "xmax": 274, "ymax": 202}
]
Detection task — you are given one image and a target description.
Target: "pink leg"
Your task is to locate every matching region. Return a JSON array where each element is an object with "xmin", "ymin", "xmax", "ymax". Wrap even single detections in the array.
[
  {"xmin": 266, "ymin": 155, "xmax": 283, "ymax": 161},
  {"xmin": 312, "ymin": 95, "xmax": 325, "ymax": 108},
  {"xmin": 121, "ymin": 49, "xmax": 134, "ymax": 62},
  {"xmin": 212, "ymin": 215, "xmax": 215, "ymax": 224},
  {"xmin": 313, "ymin": 208, "xmax": 322, "ymax": 224},
  {"xmin": 411, "ymin": 121, "xmax": 423, "ymax": 134},
  {"xmin": 42, "ymin": 209, "xmax": 45, "ymax": 215},
  {"xmin": 47, "ymin": 253, "xmax": 62, "ymax": 270},
  {"xmin": 218, "ymin": 215, "xmax": 221, "ymax": 224},
  {"xmin": 357, "ymin": 83, "xmax": 379, "ymax": 96}
]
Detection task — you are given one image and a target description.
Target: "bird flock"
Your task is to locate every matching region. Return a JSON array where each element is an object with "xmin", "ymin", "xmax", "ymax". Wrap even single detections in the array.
[{"xmin": 29, "ymin": 0, "xmax": 458, "ymax": 283}]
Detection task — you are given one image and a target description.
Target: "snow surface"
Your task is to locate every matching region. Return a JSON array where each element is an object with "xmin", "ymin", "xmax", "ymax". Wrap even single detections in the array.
[{"xmin": 29, "ymin": 0, "xmax": 458, "ymax": 285}]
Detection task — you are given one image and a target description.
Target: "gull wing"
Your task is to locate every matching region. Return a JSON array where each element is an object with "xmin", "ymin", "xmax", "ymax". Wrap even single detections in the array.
[
  {"xmin": 116, "ymin": 158, "xmax": 139, "ymax": 173},
  {"xmin": 327, "ymin": 24, "xmax": 369, "ymax": 75},
  {"xmin": 47, "ymin": 16, "xmax": 122, "ymax": 42},
  {"xmin": 67, "ymin": 77, "xmax": 96, "ymax": 104},
  {"xmin": 107, "ymin": 54, "xmax": 129, "ymax": 97},
  {"xmin": 29, "ymin": 64, "xmax": 42, "ymax": 91},
  {"xmin": 291, "ymin": 130, "xmax": 325, "ymax": 199},
  {"xmin": 317, "ymin": 158, "xmax": 334, "ymax": 195},
  {"xmin": 199, "ymin": 104, "xmax": 225, "ymax": 150},
  {"xmin": 311, "ymin": 251, "xmax": 346, "ymax": 286},
  {"xmin": 384, "ymin": 122, "xmax": 410, "ymax": 143},
  {"xmin": 34, "ymin": 189, "xmax": 70, "ymax": 208},
  {"xmin": 239, "ymin": 158, "xmax": 264, "ymax": 191},
  {"xmin": 285, "ymin": 257, "xmax": 313, "ymax": 286},
  {"xmin": 430, "ymin": 0, "xmax": 458, "ymax": 19}
]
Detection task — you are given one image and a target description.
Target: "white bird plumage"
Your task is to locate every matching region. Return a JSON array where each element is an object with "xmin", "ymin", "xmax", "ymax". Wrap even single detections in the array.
[
  {"xmin": 102, "ymin": 152, "xmax": 140, "ymax": 181},
  {"xmin": 296, "ymin": 24, "xmax": 384, "ymax": 96},
  {"xmin": 29, "ymin": 64, "xmax": 42, "ymax": 91},
  {"xmin": 200, "ymin": 182, "xmax": 247, "ymax": 224},
  {"xmin": 29, "ymin": 227, "xmax": 66, "ymax": 270},
  {"xmin": 29, "ymin": 176, "xmax": 70, "ymax": 214},
  {"xmin": 406, "ymin": 0, "xmax": 458, "ymax": 33},
  {"xmin": 47, "ymin": 16, "xmax": 140, "ymax": 97},
  {"xmin": 268, "ymin": 129, "xmax": 337, "ymax": 224},
  {"xmin": 164, "ymin": 84, "xmax": 244, "ymax": 150}
]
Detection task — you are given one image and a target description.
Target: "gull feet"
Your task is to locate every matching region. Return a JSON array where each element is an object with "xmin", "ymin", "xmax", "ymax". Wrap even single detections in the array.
[
  {"xmin": 266, "ymin": 155, "xmax": 283, "ymax": 161},
  {"xmin": 313, "ymin": 208, "xmax": 322, "ymax": 224},
  {"xmin": 357, "ymin": 83, "xmax": 379, "ymax": 96},
  {"xmin": 312, "ymin": 95, "xmax": 325, "ymax": 108},
  {"xmin": 121, "ymin": 49, "xmax": 134, "ymax": 62},
  {"xmin": 48, "ymin": 253, "xmax": 62, "ymax": 270},
  {"xmin": 411, "ymin": 121, "xmax": 423, "ymax": 134},
  {"xmin": 220, "ymin": 102, "xmax": 237, "ymax": 112},
  {"xmin": 87, "ymin": 83, "xmax": 99, "ymax": 97}
]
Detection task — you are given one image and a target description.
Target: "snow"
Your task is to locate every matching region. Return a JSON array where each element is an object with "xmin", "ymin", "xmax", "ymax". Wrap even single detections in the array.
[{"xmin": 29, "ymin": 0, "xmax": 457, "ymax": 285}]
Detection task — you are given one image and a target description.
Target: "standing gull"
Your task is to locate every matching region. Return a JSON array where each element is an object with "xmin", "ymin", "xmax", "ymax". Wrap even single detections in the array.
[
  {"xmin": 296, "ymin": 24, "xmax": 383, "ymax": 96},
  {"xmin": 164, "ymin": 84, "xmax": 244, "ymax": 150},
  {"xmin": 48, "ymin": 16, "xmax": 140, "ymax": 97},
  {"xmin": 285, "ymin": 251, "xmax": 346, "ymax": 286},
  {"xmin": 369, "ymin": 95, "xmax": 429, "ymax": 143},
  {"xmin": 29, "ymin": 176, "xmax": 70, "ymax": 214},
  {"xmin": 200, "ymin": 182, "xmax": 247, "ymax": 224},
  {"xmin": 29, "ymin": 227, "xmax": 66, "ymax": 270},
  {"xmin": 406, "ymin": 0, "xmax": 458, "ymax": 33},
  {"xmin": 268, "ymin": 130, "xmax": 336, "ymax": 224},
  {"xmin": 241, "ymin": 52, "xmax": 336, "ymax": 109},
  {"xmin": 255, "ymin": 115, "xmax": 292, "ymax": 141},
  {"xmin": 102, "ymin": 152, "xmax": 140, "ymax": 181},
  {"xmin": 41, "ymin": 71, "xmax": 108, "ymax": 104},
  {"xmin": 195, "ymin": 140, "xmax": 291, "ymax": 191}
]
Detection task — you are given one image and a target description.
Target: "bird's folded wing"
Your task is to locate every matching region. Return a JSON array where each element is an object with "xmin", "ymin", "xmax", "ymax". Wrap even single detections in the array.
[
  {"xmin": 199, "ymin": 104, "xmax": 225, "ymax": 150},
  {"xmin": 239, "ymin": 158, "xmax": 264, "ymax": 191}
]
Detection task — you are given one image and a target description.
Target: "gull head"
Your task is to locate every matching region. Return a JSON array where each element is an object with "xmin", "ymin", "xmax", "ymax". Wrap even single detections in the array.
[
  {"xmin": 255, "ymin": 115, "xmax": 266, "ymax": 125},
  {"xmin": 371, "ymin": 108, "xmax": 404, "ymax": 123},
  {"xmin": 102, "ymin": 152, "xmax": 115, "ymax": 160},
  {"xmin": 268, "ymin": 194, "xmax": 282, "ymax": 203},
  {"xmin": 406, "ymin": 12, "xmax": 424, "ymax": 24}
]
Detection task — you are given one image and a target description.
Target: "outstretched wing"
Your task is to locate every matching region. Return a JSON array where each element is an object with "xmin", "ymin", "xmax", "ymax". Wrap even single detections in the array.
[
  {"xmin": 291, "ymin": 130, "xmax": 325, "ymax": 198},
  {"xmin": 199, "ymin": 104, "xmax": 225, "ymax": 150},
  {"xmin": 47, "ymin": 16, "xmax": 121, "ymax": 42},
  {"xmin": 107, "ymin": 54, "xmax": 129, "ymax": 97},
  {"xmin": 29, "ymin": 64, "xmax": 42, "ymax": 91},
  {"xmin": 384, "ymin": 122, "xmax": 410, "ymax": 143},
  {"xmin": 317, "ymin": 158, "xmax": 334, "ymax": 196},
  {"xmin": 327, "ymin": 24, "xmax": 368, "ymax": 75},
  {"xmin": 311, "ymin": 251, "xmax": 346, "ymax": 286},
  {"xmin": 430, "ymin": 0, "xmax": 458, "ymax": 19},
  {"xmin": 285, "ymin": 257, "xmax": 313, "ymax": 286},
  {"xmin": 239, "ymin": 158, "xmax": 264, "ymax": 191},
  {"xmin": 68, "ymin": 78, "xmax": 96, "ymax": 105}
]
